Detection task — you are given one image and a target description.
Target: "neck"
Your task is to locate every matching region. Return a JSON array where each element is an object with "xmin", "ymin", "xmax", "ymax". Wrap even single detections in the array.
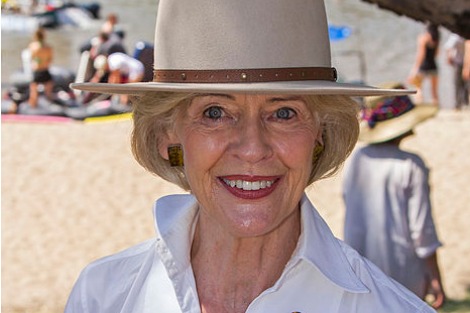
[{"xmin": 191, "ymin": 207, "xmax": 301, "ymax": 313}]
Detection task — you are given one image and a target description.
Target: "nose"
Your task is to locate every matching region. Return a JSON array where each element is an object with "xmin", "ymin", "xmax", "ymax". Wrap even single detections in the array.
[{"xmin": 231, "ymin": 117, "xmax": 273, "ymax": 164}]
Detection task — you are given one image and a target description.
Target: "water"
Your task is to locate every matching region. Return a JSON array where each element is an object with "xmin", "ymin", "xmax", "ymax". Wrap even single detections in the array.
[{"xmin": 1, "ymin": 0, "xmax": 454, "ymax": 108}]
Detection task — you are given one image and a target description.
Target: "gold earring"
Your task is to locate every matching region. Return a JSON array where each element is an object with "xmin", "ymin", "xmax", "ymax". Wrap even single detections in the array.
[
  {"xmin": 313, "ymin": 143, "xmax": 324, "ymax": 162},
  {"xmin": 168, "ymin": 144, "xmax": 184, "ymax": 167}
]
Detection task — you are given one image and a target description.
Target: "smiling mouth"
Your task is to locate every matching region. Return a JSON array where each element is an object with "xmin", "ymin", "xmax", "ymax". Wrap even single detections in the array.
[
  {"xmin": 220, "ymin": 177, "xmax": 279, "ymax": 199},
  {"xmin": 222, "ymin": 178, "xmax": 274, "ymax": 191}
]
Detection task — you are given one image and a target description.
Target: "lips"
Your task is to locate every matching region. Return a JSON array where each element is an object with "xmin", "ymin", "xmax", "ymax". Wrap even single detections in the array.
[{"xmin": 219, "ymin": 176, "xmax": 279, "ymax": 199}]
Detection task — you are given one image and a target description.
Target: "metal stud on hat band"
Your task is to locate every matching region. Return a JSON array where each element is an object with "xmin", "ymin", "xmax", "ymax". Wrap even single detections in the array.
[{"xmin": 153, "ymin": 67, "xmax": 338, "ymax": 83}]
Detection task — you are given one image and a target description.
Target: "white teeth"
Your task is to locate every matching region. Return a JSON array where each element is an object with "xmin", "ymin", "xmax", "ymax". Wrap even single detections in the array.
[
  {"xmin": 243, "ymin": 180, "xmax": 251, "ymax": 190},
  {"xmin": 223, "ymin": 178, "xmax": 274, "ymax": 191}
]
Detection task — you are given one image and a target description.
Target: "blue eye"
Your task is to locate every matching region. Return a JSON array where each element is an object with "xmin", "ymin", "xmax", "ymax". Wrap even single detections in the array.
[
  {"xmin": 204, "ymin": 106, "xmax": 224, "ymax": 119},
  {"xmin": 276, "ymin": 107, "xmax": 295, "ymax": 120}
]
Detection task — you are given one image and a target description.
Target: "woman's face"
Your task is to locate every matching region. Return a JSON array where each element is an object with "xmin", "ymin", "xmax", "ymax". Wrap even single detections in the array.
[{"xmin": 167, "ymin": 93, "xmax": 321, "ymax": 237}]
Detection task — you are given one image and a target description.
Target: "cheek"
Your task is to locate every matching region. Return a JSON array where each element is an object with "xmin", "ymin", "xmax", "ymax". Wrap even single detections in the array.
[
  {"xmin": 275, "ymin": 129, "xmax": 317, "ymax": 167},
  {"xmin": 182, "ymin": 131, "xmax": 227, "ymax": 170}
]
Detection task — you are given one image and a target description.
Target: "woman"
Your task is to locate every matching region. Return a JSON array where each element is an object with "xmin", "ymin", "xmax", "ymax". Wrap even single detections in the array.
[
  {"xmin": 343, "ymin": 86, "xmax": 445, "ymax": 309},
  {"xmin": 66, "ymin": 0, "xmax": 437, "ymax": 312},
  {"xmin": 408, "ymin": 23, "xmax": 440, "ymax": 105}
]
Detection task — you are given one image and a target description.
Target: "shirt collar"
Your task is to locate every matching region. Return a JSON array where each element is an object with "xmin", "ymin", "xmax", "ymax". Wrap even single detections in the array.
[
  {"xmin": 153, "ymin": 193, "xmax": 368, "ymax": 293},
  {"xmin": 296, "ymin": 194, "xmax": 369, "ymax": 293},
  {"xmin": 153, "ymin": 194, "xmax": 198, "ymax": 273}
]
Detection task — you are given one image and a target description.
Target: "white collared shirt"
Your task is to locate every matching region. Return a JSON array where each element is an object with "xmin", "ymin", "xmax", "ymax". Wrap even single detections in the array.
[{"xmin": 65, "ymin": 194, "xmax": 436, "ymax": 313}]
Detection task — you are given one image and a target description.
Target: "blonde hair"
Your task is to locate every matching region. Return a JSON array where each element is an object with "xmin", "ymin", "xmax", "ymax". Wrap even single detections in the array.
[{"xmin": 131, "ymin": 92, "xmax": 359, "ymax": 191}]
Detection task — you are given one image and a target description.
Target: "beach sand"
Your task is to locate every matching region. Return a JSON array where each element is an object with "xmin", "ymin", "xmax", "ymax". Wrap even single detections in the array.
[{"xmin": 2, "ymin": 109, "xmax": 470, "ymax": 312}]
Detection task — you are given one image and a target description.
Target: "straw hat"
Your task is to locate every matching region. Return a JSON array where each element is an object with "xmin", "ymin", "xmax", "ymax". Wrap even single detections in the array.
[
  {"xmin": 71, "ymin": 0, "xmax": 414, "ymax": 96},
  {"xmin": 359, "ymin": 83, "xmax": 438, "ymax": 144}
]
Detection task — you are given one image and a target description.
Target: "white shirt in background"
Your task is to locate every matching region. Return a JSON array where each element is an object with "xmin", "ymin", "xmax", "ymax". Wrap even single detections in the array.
[{"xmin": 343, "ymin": 144, "xmax": 442, "ymax": 298}]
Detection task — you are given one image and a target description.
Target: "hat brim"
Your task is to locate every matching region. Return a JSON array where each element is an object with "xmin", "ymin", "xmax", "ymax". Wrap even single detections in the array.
[
  {"xmin": 359, "ymin": 104, "xmax": 438, "ymax": 144},
  {"xmin": 70, "ymin": 80, "xmax": 415, "ymax": 97}
]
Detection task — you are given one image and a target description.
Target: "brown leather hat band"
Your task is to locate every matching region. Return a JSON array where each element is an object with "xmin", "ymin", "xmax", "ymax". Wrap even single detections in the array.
[{"xmin": 153, "ymin": 67, "xmax": 337, "ymax": 83}]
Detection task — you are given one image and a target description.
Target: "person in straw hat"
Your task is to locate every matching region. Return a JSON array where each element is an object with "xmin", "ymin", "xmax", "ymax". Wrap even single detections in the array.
[
  {"xmin": 342, "ymin": 83, "xmax": 445, "ymax": 309},
  {"xmin": 65, "ymin": 1, "xmax": 438, "ymax": 312}
]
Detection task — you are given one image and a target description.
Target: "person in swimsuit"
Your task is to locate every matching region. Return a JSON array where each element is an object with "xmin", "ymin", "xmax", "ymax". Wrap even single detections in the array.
[
  {"xmin": 408, "ymin": 23, "xmax": 440, "ymax": 105},
  {"xmin": 28, "ymin": 27, "xmax": 54, "ymax": 108}
]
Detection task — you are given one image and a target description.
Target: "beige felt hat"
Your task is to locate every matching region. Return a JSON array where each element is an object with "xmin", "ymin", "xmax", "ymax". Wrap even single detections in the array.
[
  {"xmin": 71, "ymin": 0, "xmax": 414, "ymax": 96},
  {"xmin": 359, "ymin": 83, "xmax": 438, "ymax": 144}
]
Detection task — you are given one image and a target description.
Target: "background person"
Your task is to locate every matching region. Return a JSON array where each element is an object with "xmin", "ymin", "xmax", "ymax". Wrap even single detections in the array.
[
  {"xmin": 343, "ymin": 84, "xmax": 445, "ymax": 309},
  {"xmin": 408, "ymin": 23, "xmax": 440, "ymax": 105},
  {"xmin": 65, "ymin": 1, "xmax": 439, "ymax": 312},
  {"xmin": 89, "ymin": 31, "xmax": 127, "ymax": 60},
  {"xmin": 28, "ymin": 27, "xmax": 54, "ymax": 108},
  {"xmin": 91, "ymin": 52, "xmax": 144, "ymax": 105},
  {"xmin": 101, "ymin": 13, "xmax": 118, "ymax": 35},
  {"xmin": 463, "ymin": 40, "xmax": 470, "ymax": 85},
  {"xmin": 444, "ymin": 33, "xmax": 468, "ymax": 110}
]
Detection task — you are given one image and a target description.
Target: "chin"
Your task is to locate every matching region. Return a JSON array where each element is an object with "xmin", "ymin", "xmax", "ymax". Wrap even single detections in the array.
[{"xmin": 223, "ymin": 210, "xmax": 282, "ymax": 238}]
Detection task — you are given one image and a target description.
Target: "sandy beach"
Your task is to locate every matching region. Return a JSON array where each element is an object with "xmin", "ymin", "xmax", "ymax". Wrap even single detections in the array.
[{"xmin": 2, "ymin": 108, "xmax": 470, "ymax": 312}]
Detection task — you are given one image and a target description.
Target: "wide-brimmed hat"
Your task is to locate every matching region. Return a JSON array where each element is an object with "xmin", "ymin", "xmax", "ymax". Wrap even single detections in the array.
[
  {"xmin": 71, "ymin": 0, "xmax": 414, "ymax": 97},
  {"xmin": 359, "ymin": 83, "xmax": 438, "ymax": 144}
]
